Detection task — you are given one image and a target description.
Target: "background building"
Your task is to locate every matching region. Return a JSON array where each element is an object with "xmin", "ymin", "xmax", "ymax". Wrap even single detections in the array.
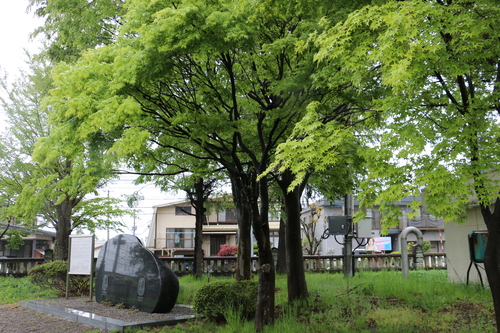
[
  {"xmin": 146, "ymin": 200, "xmax": 280, "ymax": 257},
  {"xmin": 300, "ymin": 196, "xmax": 446, "ymax": 256},
  {"xmin": 0, "ymin": 224, "xmax": 55, "ymax": 258},
  {"xmin": 445, "ymin": 205, "xmax": 487, "ymax": 285}
]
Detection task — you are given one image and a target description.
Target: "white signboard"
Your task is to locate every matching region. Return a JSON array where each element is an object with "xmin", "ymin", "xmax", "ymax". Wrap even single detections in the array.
[{"xmin": 68, "ymin": 234, "xmax": 94, "ymax": 275}]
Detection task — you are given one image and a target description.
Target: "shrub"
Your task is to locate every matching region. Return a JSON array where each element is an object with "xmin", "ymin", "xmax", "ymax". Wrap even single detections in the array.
[
  {"xmin": 407, "ymin": 240, "xmax": 431, "ymax": 253},
  {"xmin": 28, "ymin": 260, "xmax": 90, "ymax": 297},
  {"xmin": 217, "ymin": 244, "xmax": 238, "ymax": 256},
  {"xmin": 193, "ymin": 280, "xmax": 257, "ymax": 322}
]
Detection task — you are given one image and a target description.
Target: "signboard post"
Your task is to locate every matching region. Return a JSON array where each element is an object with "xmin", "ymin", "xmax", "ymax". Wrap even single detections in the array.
[{"xmin": 66, "ymin": 234, "xmax": 95, "ymax": 299}]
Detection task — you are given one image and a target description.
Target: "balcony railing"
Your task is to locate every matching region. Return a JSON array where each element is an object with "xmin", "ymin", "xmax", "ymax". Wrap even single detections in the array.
[
  {"xmin": 408, "ymin": 218, "xmax": 444, "ymax": 229},
  {"xmin": 370, "ymin": 217, "xmax": 445, "ymax": 230},
  {"xmin": 0, "ymin": 253, "xmax": 446, "ymax": 277}
]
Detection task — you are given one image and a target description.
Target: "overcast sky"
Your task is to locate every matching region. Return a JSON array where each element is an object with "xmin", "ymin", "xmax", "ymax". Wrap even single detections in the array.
[
  {"xmin": 0, "ymin": 1, "xmax": 186, "ymax": 242},
  {"xmin": 0, "ymin": 1, "xmax": 40, "ymax": 73},
  {"xmin": 0, "ymin": 1, "xmax": 43, "ymax": 131}
]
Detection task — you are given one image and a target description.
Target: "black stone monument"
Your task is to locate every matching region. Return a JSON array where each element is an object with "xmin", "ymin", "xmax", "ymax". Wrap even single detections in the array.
[{"xmin": 95, "ymin": 234, "xmax": 179, "ymax": 313}]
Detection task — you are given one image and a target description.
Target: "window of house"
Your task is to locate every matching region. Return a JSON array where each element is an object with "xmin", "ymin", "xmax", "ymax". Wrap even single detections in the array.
[
  {"xmin": 270, "ymin": 231, "xmax": 279, "ymax": 248},
  {"xmin": 166, "ymin": 228, "xmax": 195, "ymax": 248},
  {"xmin": 218, "ymin": 209, "xmax": 238, "ymax": 223},
  {"xmin": 0, "ymin": 240, "xmax": 32, "ymax": 257},
  {"xmin": 3, "ymin": 245, "xmax": 21, "ymax": 257},
  {"xmin": 421, "ymin": 211, "xmax": 437, "ymax": 220},
  {"xmin": 408, "ymin": 207, "xmax": 422, "ymax": 219},
  {"xmin": 175, "ymin": 206, "xmax": 192, "ymax": 215},
  {"xmin": 353, "ymin": 207, "xmax": 372, "ymax": 219},
  {"xmin": 35, "ymin": 240, "xmax": 50, "ymax": 250}
]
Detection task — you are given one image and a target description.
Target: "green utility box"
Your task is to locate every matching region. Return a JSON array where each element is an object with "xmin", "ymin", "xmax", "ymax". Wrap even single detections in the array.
[{"xmin": 468, "ymin": 231, "xmax": 488, "ymax": 263}]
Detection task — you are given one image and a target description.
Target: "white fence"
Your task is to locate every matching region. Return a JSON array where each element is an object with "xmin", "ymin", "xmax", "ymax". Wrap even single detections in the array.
[
  {"xmin": 0, "ymin": 253, "xmax": 446, "ymax": 277},
  {"xmin": 161, "ymin": 253, "xmax": 447, "ymax": 276}
]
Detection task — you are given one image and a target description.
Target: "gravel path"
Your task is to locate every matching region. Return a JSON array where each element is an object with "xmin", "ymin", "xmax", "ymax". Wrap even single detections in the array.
[
  {"xmin": 0, "ymin": 302, "xmax": 102, "ymax": 333},
  {"xmin": 0, "ymin": 298, "xmax": 196, "ymax": 333}
]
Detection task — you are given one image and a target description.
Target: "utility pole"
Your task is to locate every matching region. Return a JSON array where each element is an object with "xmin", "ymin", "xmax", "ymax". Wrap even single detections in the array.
[
  {"xmin": 125, "ymin": 190, "xmax": 143, "ymax": 238},
  {"xmin": 107, "ymin": 190, "xmax": 110, "ymax": 241},
  {"xmin": 343, "ymin": 193, "xmax": 354, "ymax": 277}
]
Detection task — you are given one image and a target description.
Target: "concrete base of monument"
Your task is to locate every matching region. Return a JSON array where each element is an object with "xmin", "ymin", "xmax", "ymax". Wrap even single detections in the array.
[{"xmin": 20, "ymin": 298, "xmax": 198, "ymax": 333}]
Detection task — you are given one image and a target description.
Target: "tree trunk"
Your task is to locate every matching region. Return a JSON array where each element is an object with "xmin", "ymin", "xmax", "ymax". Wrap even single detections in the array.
[
  {"xmin": 194, "ymin": 214, "xmax": 205, "ymax": 278},
  {"xmin": 231, "ymin": 176, "xmax": 253, "ymax": 281},
  {"xmin": 480, "ymin": 197, "xmax": 500, "ymax": 330},
  {"xmin": 193, "ymin": 179, "xmax": 206, "ymax": 279},
  {"xmin": 276, "ymin": 214, "xmax": 287, "ymax": 274},
  {"xmin": 54, "ymin": 200, "xmax": 74, "ymax": 261},
  {"xmin": 230, "ymin": 171, "xmax": 275, "ymax": 329},
  {"xmin": 279, "ymin": 170, "xmax": 309, "ymax": 302},
  {"xmin": 253, "ymin": 176, "xmax": 275, "ymax": 331}
]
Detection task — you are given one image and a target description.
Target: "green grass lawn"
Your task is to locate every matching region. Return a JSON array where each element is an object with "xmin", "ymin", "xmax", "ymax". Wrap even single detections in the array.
[
  {"xmin": 174, "ymin": 270, "xmax": 495, "ymax": 333},
  {"xmin": 0, "ymin": 275, "xmax": 58, "ymax": 304},
  {"xmin": 1, "ymin": 270, "xmax": 494, "ymax": 332}
]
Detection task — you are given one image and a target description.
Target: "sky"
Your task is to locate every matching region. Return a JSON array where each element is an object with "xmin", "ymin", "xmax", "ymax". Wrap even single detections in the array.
[
  {"xmin": 0, "ymin": 0, "xmax": 42, "ymax": 132},
  {"xmin": 0, "ymin": 1, "xmax": 186, "ymax": 242},
  {"xmin": 0, "ymin": 1, "xmax": 39, "ymax": 73}
]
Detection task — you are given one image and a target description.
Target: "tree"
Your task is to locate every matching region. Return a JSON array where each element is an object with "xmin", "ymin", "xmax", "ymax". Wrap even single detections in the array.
[
  {"xmin": 0, "ymin": 53, "xmax": 126, "ymax": 260},
  {"xmin": 38, "ymin": 0, "xmax": 370, "ymax": 329},
  {"xmin": 29, "ymin": 0, "xmax": 125, "ymax": 62},
  {"xmin": 158, "ymin": 173, "xmax": 223, "ymax": 280},
  {"xmin": 276, "ymin": 0, "xmax": 500, "ymax": 327},
  {"xmin": 0, "ymin": 205, "xmax": 28, "ymax": 251},
  {"xmin": 115, "ymin": 135, "xmax": 228, "ymax": 279},
  {"xmin": 301, "ymin": 203, "xmax": 326, "ymax": 255},
  {"xmin": 184, "ymin": 177, "xmax": 217, "ymax": 278}
]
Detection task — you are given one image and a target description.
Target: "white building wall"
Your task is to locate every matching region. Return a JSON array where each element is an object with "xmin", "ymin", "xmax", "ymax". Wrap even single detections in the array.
[
  {"xmin": 445, "ymin": 205, "xmax": 488, "ymax": 285},
  {"xmin": 312, "ymin": 205, "xmax": 345, "ymax": 256},
  {"xmin": 304, "ymin": 198, "xmax": 446, "ymax": 256}
]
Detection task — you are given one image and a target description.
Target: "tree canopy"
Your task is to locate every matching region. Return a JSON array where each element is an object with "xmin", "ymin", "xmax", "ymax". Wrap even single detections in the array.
[
  {"xmin": 274, "ymin": 0, "xmax": 500, "ymax": 225},
  {"xmin": 35, "ymin": 0, "xmax": 370, "ymax": 328},
  {"xmin": 271, "ymin": 0, "xmax": 500, "ymax": 325},
  {"xmin": 0, "ymin": 53, "xmax": 127, "ymax": 259},
  {"xmin": 22, "ymin": 0, "xmax": 500, "ymax": 327},
  {"xmin": 29, "ymin": 0, "xmax": 125, "ymax": 61}
]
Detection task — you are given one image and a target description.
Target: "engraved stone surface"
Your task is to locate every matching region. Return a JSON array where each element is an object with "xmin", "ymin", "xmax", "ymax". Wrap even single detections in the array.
[{"xmin": 95, "ymin": 234, "xmax": 179, "ymax": 313}]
